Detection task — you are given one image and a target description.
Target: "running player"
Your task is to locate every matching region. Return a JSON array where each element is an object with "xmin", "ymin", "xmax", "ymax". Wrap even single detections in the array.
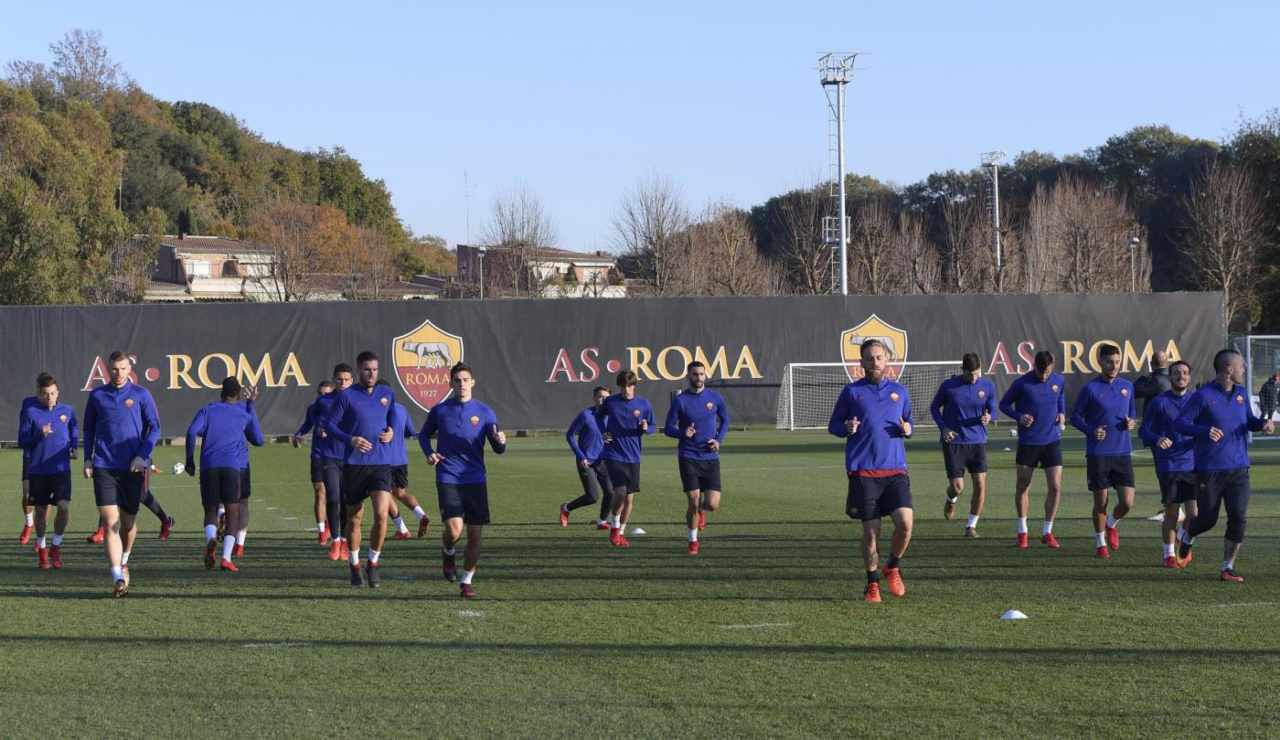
[
  {"xmin": 184, "ymin": 378, "xmax": 264, "ymax": 572},
  {"xmin": 663, "ymin": 361, "xmax": 729, "ymax": 555},
  {"xmin": 1138, "ymin": 360, "xmax": 1198, "ymax": 567},
  {"xmin": 999, "ymin": 350, "xmax": 1067, "ymax": 550},
  {"xmin": 293, "ymin": 380, "xmax": 336, "ymax": 544},
  {"xmin": 600, "ymin": 370, "xmax": 655, "ymax": 548},
  {"xmin": 323, "ymin": 351, "xmax": 397, "ymax": 588},
  {"xmin": 929, "ymin": 353, "xmax": 997, "ymax": 537},
  {"xmin": 1070, "ymin": 344, "xmax": 1139, "ymax": 559},
  {"xmin": 559, "ymin": 386, "xmax": 613, "ymax": 529},
  {"xmin": 85, "ymin": 481, "xmax": 175, "ymax": 544},
  {"xmin": 420, "ymin": 362, "xmax": 506, "ymax": 598},
  {"xmin": 379, "ymin": 379, "xmax": 431, "ymax": 540},
  {"xmin": 315, "ymin": 364, "xmax": 354, "ymax": 560},
  {"xmin": 1175, "ymin": 349, "xmax": 1275, "ymax": 581},
  {"xmin": 17, "ymin": 387, "xmax": 38, "ymax": 545},
  {"xmin": 829, "ymin": 339, "xmax": 914, "ymax": 604},
  {"xmin": 18, "ymin": 374, "xmax": 77, "ymax": 569},
  {"xmin": 231, "ymin": 386, "xmax": 262, "ymax": 558},
  {"xmin": 82, "ymin": 351, "xmax": 161, "ymax": 597}
]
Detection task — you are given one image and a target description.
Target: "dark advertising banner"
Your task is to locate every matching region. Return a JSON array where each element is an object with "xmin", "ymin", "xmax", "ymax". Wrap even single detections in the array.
[{"xmin": 0, "ymin": 292, "xmax": 1223, "ymax": 437}]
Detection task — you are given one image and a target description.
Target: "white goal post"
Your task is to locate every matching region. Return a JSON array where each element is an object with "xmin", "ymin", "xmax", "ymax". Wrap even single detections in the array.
[{"xmin": 776, "ymin": 361, "xmax": 963, "ymax": 431}]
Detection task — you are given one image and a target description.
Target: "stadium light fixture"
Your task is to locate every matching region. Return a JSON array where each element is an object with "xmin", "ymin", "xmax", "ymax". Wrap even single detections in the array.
[
  {"xmin": 1128, "ymin": 236, "xmax": 1140, "ymax": 293},
  {"xmin": 819, "ymin": 53, "xmax": 858, "ymax": 296},
  {"xmin": 981, "ymin": 151, "xmax": 1007, "ymax": 286}
]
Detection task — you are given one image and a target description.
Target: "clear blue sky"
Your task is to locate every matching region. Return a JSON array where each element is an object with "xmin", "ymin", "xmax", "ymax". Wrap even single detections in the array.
[{"xmin": 3, "ymin": 1, "xmax": 1276, "ymax": 251}]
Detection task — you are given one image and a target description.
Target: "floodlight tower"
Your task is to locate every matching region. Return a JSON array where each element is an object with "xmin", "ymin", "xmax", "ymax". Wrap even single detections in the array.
[
  {"xmin": 820, "ymin": 53, "xmax": 857, "ymax": 296},
  {"xmin": 981, "ymin": 150, "xmax": 1006, "ymax": 289}
]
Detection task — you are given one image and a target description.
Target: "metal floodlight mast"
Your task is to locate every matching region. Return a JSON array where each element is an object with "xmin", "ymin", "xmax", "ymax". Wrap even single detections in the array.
[
  {"xmin": 981, "ymin": 151, "xmax": 1007, "ymax": 286},
  {"xmin": 819, "ymin": 53, "xmax": 857, "ymax": 296}
]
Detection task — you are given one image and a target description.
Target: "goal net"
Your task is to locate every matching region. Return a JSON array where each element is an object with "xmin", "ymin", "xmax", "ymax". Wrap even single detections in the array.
[{"xmin": 776, "ymin": 361, "xmax": 962, "ymax": 430}]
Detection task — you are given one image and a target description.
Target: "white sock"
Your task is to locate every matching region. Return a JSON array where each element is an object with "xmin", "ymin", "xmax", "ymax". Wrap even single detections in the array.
[
  {"xmin": 369, "ymin": 549, "xmax": 380, "ymax": 565},
  {"xmin": 111, "ymin": 565, "xmax": 124, "ymax": 581},
  {"xmin": 235, "ymin": 529, "xmax": 246, "ymax": 546},
  {"xmin": 610, "ymin": 514, "xmax": 621, "ymax": 529},
  {"xmin": 222, "ymin": 536, "xmax": 235, "ymax": 561},
  {"xmin": 1180, "ymin": 531, "xmax": 1195, "ymax": 546},
  {"xmin": 1106, "ymin": 514, "xmax": 1118, "ymax": 529},
  {"xmin": 966, "ymin": 514, "xmax": 979, "ymax": 529},
  {"xmin": 1094, "ymin": 532, "xmax": 1106, "ymax": 548},
  {"xmin": 51, "ymin": 533, "xmax": 62, "ymax": 547},
  {"xmin": 413, "ymin": 506, "xmax": 427, "ymax": 519},
  {"xmin": 394, "ymin": 516, "xmax": 409, "ymax": 533},
  {"xmin": 317, "ymin": 521, "xmax": 326, "ymax": 533},
  {"xmin": 1163, "ymin": 542, "xmax": 1175, "ymax": 557},
  {"xmin": 688, "ymin": 529, "xmax": 698, "ymax": 542},
  {"xmin": 25, "ymin": 512, "xmax": 34, "ymax": 526},
  {"xmin": 37, "ymin": 535, "xmax": 47, "ymax": 549},
  {"xmin": 1221, "ymin": 558, "xmax": 1235, "ymax": 572},
  {"xmin": 461, "ymin": 568, "xmax": 476, "ymax": 585},
  {"xmin": 1042, "ymin": 520, "xmax": 1054, "ymax": 535},
  {"xmin": 1016, "ymin": 517, "xmax": 1028, "ymax": 535},
  {"xmin": 204, "ymin": 524, "xmax": 217, "ymax": 543},
  {"xmin": 348, "ymin": 548, "xmax": 360, "ymax": 567},
  {"xmin": 617, "ymin": 522, "xmax": 627, "ymax": 536},
  {"xmin": 217, "ymin": 504, "xmax": 225, "ymax": 517},
  {"xmin": 122, "ymin": 550, "xmax": 131, "ymax": 565},
  {"xmin": 442, "ymin": 545, "xmax": 456, "ymax": 556},
  {"xmin": 946, "ymin": 495, "xmax": 958, "ymax": 504}
]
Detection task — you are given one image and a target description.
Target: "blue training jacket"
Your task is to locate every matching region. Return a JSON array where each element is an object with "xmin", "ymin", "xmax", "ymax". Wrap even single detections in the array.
[
  {"xmin": 999, "ymin": 371, "xmax": 1066, "ymax": 446},
  {"xmin": 82, "ymin": 382, "xmax": 161, "ymax": 470},
  {"xmin": 929, "ymin": 375, "xmax": 997, "ymax": 445},
  {"xmin": 600, "ymin": 394, "xmax": 655, "ymax": 464},
  {"xmin": 1175, "ymin": 380, "xmax": 1266, "ymax": 472},
  {"xmin": 1138, "ymin": 390, "xmax": 1195, "ymax": 473},
  {"xmin": 420, "ymin": 397, "xmax": 505, "ymax": 485},
  {"xmin": 1069, "ymin": 376, "xmax": 1137, "ymax": 456},
  {"xmin": 663, "ymin": 388, "xmax": 730, "ymax": 461},
  {"xmin": 19, "ymin": 402, "xmax": 78, "ymax": 475},
  {"xmin": 186, "ymin": 400, "xmax": 265, "ymax": 470},
  {"xmin": 828, "ymin": 378, "xmax": 912, "ymax": 473}
]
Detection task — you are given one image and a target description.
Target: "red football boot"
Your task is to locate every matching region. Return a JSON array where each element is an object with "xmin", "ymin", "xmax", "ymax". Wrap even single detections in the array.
[
  {"xmin": 87, "ymin": 527, "xmax": 105, "ymax": 545},
  {"xmin": 687, "ymin": 540, "xmax": 700, "ymax": 556},
  {"xmin": 49, "ymin": 545, "xmax": 62, "ymax": 569},
  {"xmin": 1041, "ymin": 532, "xmax": 1061, "ymax": 549},
  {"xmin": 232, "ymin": 544, "xmax": 244, "ymax": 558},
  {"xmin": 460, "ymin": 583, "xmax": 477, "ymax": 599},
  {"xmin": 416, "ymin": 516, "xmax": 431, "ymax": 538},
  {"xmin": 1095, "ymin": 546, "xmax": 1111, "ymax": 560},
  {"xmin": 1016, "ymin": 532, "xmax": 1029, "ymax": 550},
  {"xmin": 1162, "ymin": 555, "xmax": 1178, "ymax": 569},
  {"xmin": 697, "ymin": 511, "xmax": 706, "ymax": 531},
  {"xmin": 1220, "ymin": 569, "xmax": 1245, "ymax": 583},
  {"xmin": 559, "ymin": 506, "xmax": 570, "ymax": 528},
  {"xmin": 1106, "ymin": 526, "xmax": 1120, "ymax": 551},
  {"xmin": 864, "ymin": 581, "xmax": 882, "ymax": 603},
  {"xmin": 220, "ymin": 558, "xmax": 239, "ymax": 573},
  {"xmin": 159, "ymin": 517, "xmax": 175, "ymax": 542},
  {"xmin": 204, "ymin": 540, "xmax": 217, "ymax": 570},
  {"xmin": 393, "ymin": 531, "xmax": 411, "ymax": 541},
  {"xmin": 318, "ymin": 529, "xmax": 331, "ymax": 546},
  {"xmin": 327, "ymin": 538, "xmax": 342, "ymax": 561},
  {"xmin": 37, "ymin": 547, "xmax": 50, "ymax": 570},
  {"xmin": 884, "ymin": 567, "xmax": 907, "ymax": 598},
  {"xmin": 19, "ymin": 524, "xmax": 32, "ymax": 545}
]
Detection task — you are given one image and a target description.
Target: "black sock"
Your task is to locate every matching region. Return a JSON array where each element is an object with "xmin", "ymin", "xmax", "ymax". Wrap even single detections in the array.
[
  {"xmin": 866, "ymin": 569, "xmax": 880, "ymax": 584},
  {"xmin": 1177, "ymin": 540, "xmax": 1192, "ymax": 559},
  {"xmin": 142, "ymin": 490, "xmax": 167, "ymax": 520},
  {"xmin": 886, "ymin": 554, "xmax": 900, "ymax": 570}
]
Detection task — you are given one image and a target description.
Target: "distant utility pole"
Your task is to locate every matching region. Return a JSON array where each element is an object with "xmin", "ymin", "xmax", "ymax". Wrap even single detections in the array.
[
  {"xmin": 981, "ymin": 151, "xmax": 1006, "ymax": 290},
  {"xmin": 819, "ymin": 53, "xmax": 857, "ymax": 296}
]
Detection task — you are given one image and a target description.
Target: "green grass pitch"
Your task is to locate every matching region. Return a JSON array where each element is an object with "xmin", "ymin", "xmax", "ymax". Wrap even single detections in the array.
[{"xmin": 1, "ymin": 430, "xmax": 1277, "ymax": 737}]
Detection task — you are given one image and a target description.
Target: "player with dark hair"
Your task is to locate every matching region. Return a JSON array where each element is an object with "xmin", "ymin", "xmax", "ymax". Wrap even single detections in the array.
[
  {"xmin": 323, "ymin": 351, "xmax": 397, "ymax": 588},
  {"xmin": 999, "ymin": 350, "xmax": 1067, "ymax": 550},
  {"xmin": 1070, "ymin": 343, "xmax": 1139, "ymax": 559},
  {"xmin": 1139, "ymin": 360, "xmax": 1198, "ymax": 568},
  {"xmin": 377, "ymin": 378, "xmax": 431, "ymax": 540},
  {"xmin": 293, "ymin": 379, "xmax": 337, "ymax": 544},
  {"xmin": 83, "ymin": 350, "xmax": 161, "ymax": 597},
  {"xmin": 420, "ymin": 362, "xmax": 507, "ymax": 598},
  {"xmin": 600, "ymin": 369, "xmax": 655, "ymax": 548},
  {"xmin": 663, "ymin": 361, "xmax": 730, "ymax": 555},
  {"xmin": 559, "ymin": 385, "xmax": 613, "ymax": 529},
  {"xmin": 313, "ymin": 364, "xmax": 354, "ymax": 560},
  {"xmin": 829, "ymin": 339, "xmax": 914, "ymax": 603},
  {"xmin": 184, "ymin": 377, "xmax": 264, "ymax": 572},
  {"xmin": 18, "ymin": 374, "xmax": 77, "ymax": 569},
  {"xmin": 930, "ymin": 352, "xmax": 997, "ymax": 537},
  {"xmin": 1175, "ymin": 349, "xmax": 1275, "ymax": 581}
]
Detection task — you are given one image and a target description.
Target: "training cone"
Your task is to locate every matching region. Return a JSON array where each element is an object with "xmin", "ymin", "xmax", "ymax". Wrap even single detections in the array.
[
  {"xmin": 630, "ymin": 527, "xmax": 647, "ymax": 536},
  {"xmin": 1000, "ymin": 609, "xmax": 1029, "ymax": 621},
  {"xmin": 1003, "ymin": 447, "xmax": 1013, "ymax": 452}
]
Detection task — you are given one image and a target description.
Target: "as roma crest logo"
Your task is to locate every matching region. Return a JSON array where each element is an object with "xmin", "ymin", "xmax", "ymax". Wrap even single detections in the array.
[
  {"xmin": 393, "ymin": 319, "xmax": 464, "ymax": 414},
  {"xmin": 705, "ymin": 401, "xmax": 715, "ymax": 411},
  {"xmin": 125, "ymin": 398, "xmax": 134, "ymax": 408},
  {"xmin": 978, "ymin": 390, "xmax": 986, "ymax": 399},
  {"xmin": 840, "ymin": 314, "xmax": 907, "ymax": 382},
  {"xmin": 1236, "ymin": 395, "xmax": 1245, "ymax": 405},
  {"xmin": 380, "ymin": 397, "xmax": 389, "ymax": 406},
  {"xmin": 632, "ymin": 409, "xmax": 642, "ymax": 417},
  {"xmin": 1051, "ymin": 385, "xmax": 1060, "ymax": 393},
  {"xmin": 470, "ymin": 415, "xmax": 480, "ymax": 425},
  {"xmin": 59, "ymin": 414, "xmax": 67, "ymax": 423},
  {"xmin": 890, "ymin": 392, "xmax": 900, "ymax": 402},
  {"xmin": 1120, "ymin": 388, "xmax": 1129, "ymax": 397}
]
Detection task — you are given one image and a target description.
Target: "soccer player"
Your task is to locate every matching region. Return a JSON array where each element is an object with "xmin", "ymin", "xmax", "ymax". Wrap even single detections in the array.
[
  {"xmin": 323, "ymin": 351, "xmax": 397, "ymax": 588},
  {"xmin": 18, "ymin": 374, "xmax": 77, "ymax": 569},
  {"xmin": 85, "ymin": 478, "xmax": 175, "ymax": 544},
  {"xmin": 1070, "ymin": 344, "xmax": 1139, "ymax": 559},
  {"xmin": 600, "ymin": 370, "xmax": 655, "ymax": 548},
  {"xmin": 420, "ymin": 362, "xmax": 507, "ymax": 598},
  {"xmin": 231, "ymin": 387, "xmax": 263, "ymax": 558},
  {"xmin": 929, "ymin": 353, "xmax": 997, "ymax": 537},
  {"xmin": 312, "ymin": 364, "xmax": 354, "ymax": 560},
  {"xmin": 17, "ymin": 389, "xmax": 38, "ymax": 545},
  {"xmin": 663, "ymin": 361, "xmax": 729, "ymax": 555},
  {"xmin": 1175, "ymin": 349, "xmax": 1275, "ymax": 581},
  {"xmin": 559, "ymin": 386, "xmax": 613, "ymax": 530},
  {"xmin": 378, "ymin": 379, "xmax": 431, "ymax": 540},
  {"xmin": 829, "ymin": 339, "xmax": 914, "ymax": 604},
  {"xmin": 999, "ymin": 350, "xmax": 1067, "ymax": 550},
  {"xmin": 1138, "ymin": 360, "xmax": 1198, "ymax": 568},
  {"xmin": 184, "ymin": 378, "xmax": 264, "ymax": 572},
  {"xmin": 83, "ymin": 350, "xmax": 161, "ymax": 597},
  {"xmin": 293, "ymin": 380, "xmax": 336, "ymax": 544}
]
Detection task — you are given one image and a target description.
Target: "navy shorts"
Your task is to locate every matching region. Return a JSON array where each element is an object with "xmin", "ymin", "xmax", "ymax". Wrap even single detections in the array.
[
  {"xmin": 391, "ymin": 465, "xmax": 409, "ymax": 490},
  {"xmin": 1016, "ymin": 442, "xmax": 1062, "ymax": 469},
  {"xmin": 93, "ymin": 468, "xmax": 144, "ymax": 515},
  {"xmin": 437, "ymin": 482, "xmax": 490, "ymax": 525},
  {"xmin": 846, "ymin": 474, "xmax": 912, "ymax": 521},
  {"xmin": 678, "ymin": 458, "xmax": 721, "ymax": 492},
  {"xmin": 240, "ymin": 467, "xmax": 252, "ymax": 500},
  {"xmin": 28, "ymin": 472, "xmax": 72, "ymax": 506},
  {"xmin": 343, "ymin": 464, "xmax": 392, "ymax": 505},
  {"xmin": 21, "ymin": 455, "xmax": 29, "ymax": 482},
  {"xmin": 942, "ymin": 443, "xmax": 987, "ymax": 479},
  {"xmin": 1157, "ymin": 471, "xmax": 1198, "ymax": 505},
  {"xmin": 200, "ymin": 467, "xmax": 242, "ymax": 508},
  {"xmin": 309, "ymin": 457, "xmax": 324, "ymax": 484},
  {"xmin": 1086, "ymin": 455, "xmax": 1135, "ymax": 491},
  {"xmin": 605, "ymin": 460, "xmax": 641, "ymax": 495}
]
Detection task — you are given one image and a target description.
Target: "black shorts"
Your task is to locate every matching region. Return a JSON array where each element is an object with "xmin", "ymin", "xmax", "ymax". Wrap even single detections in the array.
[
  {"xmin": 391, "ymin": 465, "xmax": 409, "ymax": 490},
  {"xmin": 93, "ymin": 468, "xmax": 144, "ymax": 515},
  {"xmin": 1157, "ymin": 471, "xmax": 1199, "ymax": 505},
  {"xmin": 21, "ymin": 455, "xmax": 29, "ymax": 482},
  {"xmin": 28, "ymin": 472, "xmax": 72, "ymax": 506},
  {"xmin": 1016, "ymin": 441, "xmax": 1063, "ymax": 469},
  {"xmin": 678, "ymin": 458, "xmax": 721, "ymax": 492},
  {"xmin": 846, "ymin": 474, "xmax": 912, "ymax": 522},
  {"xmin": 310, "ymin": 457, "xmax": 324, "ymax": 484},
  {"xmin": 240, "ymin": 467, "xmax": 252, "ymax": 500},
  {"xmin": 342, "ymin": 464, "xmax": 392, "ymax": 505},
  {"xmin": 604, "ymin": 459, "xmax": 641, "ymax": 495},
  {"xmin": 942, "ymin": 443, "xmax": 987, "ymax": 479},
  {"xmin": 200, "ymin": 467, "xmax": 242, "ymax": 508},
  {"xmin": 1086, "ymin": 455, "xmax": 1135, "ymax": 491},
  {"xmin": 437, "ymin": 482, "xmax": 490, "ymax": 525}
]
